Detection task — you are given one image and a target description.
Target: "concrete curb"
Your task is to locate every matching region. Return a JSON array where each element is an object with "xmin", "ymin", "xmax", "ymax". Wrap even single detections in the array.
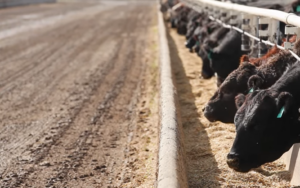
[{"xmin": 157, "ymin": 8, "xmax": 188, "ymax": 188}]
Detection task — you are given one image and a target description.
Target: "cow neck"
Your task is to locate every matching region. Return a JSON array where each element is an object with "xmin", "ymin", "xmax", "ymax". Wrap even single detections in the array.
[{"xmin": 257, "ymin": 54, "xmax": 295, "ymax": 88}]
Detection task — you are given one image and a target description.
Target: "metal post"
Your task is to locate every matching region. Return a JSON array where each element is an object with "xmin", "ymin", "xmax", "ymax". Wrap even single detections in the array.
[{"xmin": 241, "ymin": 14, "xmax": 251, "ymax": 52}]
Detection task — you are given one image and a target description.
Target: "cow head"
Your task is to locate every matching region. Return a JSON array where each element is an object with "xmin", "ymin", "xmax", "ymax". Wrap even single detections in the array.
[
  {"xmin": 194, "ymin": 42, "xmax": 200, "ymax": 54},
  {"xmin": 203, "ymin": 39, "xmax": 218, "ymax": 51},
  {"xmin": 185, "ymin": 37, "xmax": 196, "ymax": 50},
  {"xmin": 203, "ymin": 62, "xmax": 256, "ymax": 123},
  {"xmin": 202, "ymin": 27, "xmax": 229, "ymax": 51},
  {"xmin": 186, "ymin": 22, "xmax": 197, "ymax": 40},
  {"xmin": 186, "ymin": 26, "xmax": 202, "ymax": 50},
  {"xmin": 227, "ymin": 90, "xmax": 300, "ymax": 172},
  {"xmin": 209, "ymin": 30, "xmax": 244, "ymax": 86}
]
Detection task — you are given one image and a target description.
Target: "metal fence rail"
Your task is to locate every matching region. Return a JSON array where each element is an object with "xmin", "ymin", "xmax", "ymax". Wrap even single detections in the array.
[
  {"xmin": 183, "ymin": 0, "xmax": 300, "ymax": 27},
  {"xmin": 183, "ymin": 0, "xmax": 300, "ymax": 61}
]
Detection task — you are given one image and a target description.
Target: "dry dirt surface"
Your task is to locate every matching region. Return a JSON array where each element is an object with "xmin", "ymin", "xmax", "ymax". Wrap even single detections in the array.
[
  {"xmin": 0, "ymin": 1, "xmax": 159, "ymax": 187},
  {"xmin": 167, "ymin": 28, "xmax": 292, "ymax": 187}
]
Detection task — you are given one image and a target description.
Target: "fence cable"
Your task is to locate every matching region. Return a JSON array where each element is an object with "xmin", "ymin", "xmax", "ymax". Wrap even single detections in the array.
[{"xmin": 206, "ymin": 15, "xmax": 300, "ymax": 61}]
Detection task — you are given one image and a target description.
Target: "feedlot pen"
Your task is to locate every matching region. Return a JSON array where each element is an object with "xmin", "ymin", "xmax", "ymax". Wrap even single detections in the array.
[{"xmin": 167, "ymin": 28, "xmax": 292, "ymax": 187}]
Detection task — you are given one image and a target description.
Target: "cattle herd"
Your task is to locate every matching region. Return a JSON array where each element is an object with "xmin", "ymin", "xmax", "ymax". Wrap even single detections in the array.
[{"xmin": 161, "ymin": 0, "xmax": 300, "ymax": 173}]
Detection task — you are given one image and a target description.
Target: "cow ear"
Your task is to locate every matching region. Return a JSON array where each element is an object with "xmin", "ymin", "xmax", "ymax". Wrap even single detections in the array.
[
  {"xmin": 240, "ymin": 55, "xmax": 249, "ymax": 63},
  {"xmin": 293, "ymin": 39, "xmax": 300, "ymax": 56},
  {"xmin": 237, "ymin": 63, "xmax": 255, "ymax": 83},
  {"xmin": 276, "ymin": 92, "xmax": 293, "ymax": 118},
  {"xmin": 235, "ymin": 94, "xmax": 246, "ymax": 109},
  {"xmin": 248, "ymin": 75, "xmax": 263, "ymax": 91}
]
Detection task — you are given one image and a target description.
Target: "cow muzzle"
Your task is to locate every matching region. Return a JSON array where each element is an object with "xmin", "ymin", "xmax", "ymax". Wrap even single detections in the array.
[
  {"xmin": 227, "ymin": 153, "xmax": 240, "ymax": 170},
  {"xmin": 203, "ymin": 105, "xmax": 216, "ymax": 122}
]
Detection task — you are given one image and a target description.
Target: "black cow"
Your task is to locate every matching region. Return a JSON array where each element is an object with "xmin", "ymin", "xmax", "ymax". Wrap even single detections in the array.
[
  {"xmin": 175, "ymin": 7, "xmax": 191, "ymax": 35},
  {"xmin": 203, "ymin": 60, "xmax": 258, "ymax": 123},
  {"xmin": 185, "ymin": 26, "xmax": 200, "ymax": 52},
  {"xmin": 204, "ymin": 38, "xmax": 300, "ymax": 123},
  {"xmin": 227, "ymin": 61, "xmax": 300, "ymax": 172},
  {"xmin": 186, "ymin": 17, "xmax": 218, "ymax": 51},
  {"xmin": 209, "ymin": 29, "xmax": 246, "ymax": 86},
  {"xmin": 185, "ymin": 10, "xmax": 202, "ymax": 40},
  {"xmin": 186, "ymin": 22, "xmax": 220, "ymax": 78},
  {"xmin": 202, "ymin": 26, "xmax": 230, "ymax": 52},
  {"xmin": 202, "ymin": 48, "xmax": 278, "ymax": 123}
]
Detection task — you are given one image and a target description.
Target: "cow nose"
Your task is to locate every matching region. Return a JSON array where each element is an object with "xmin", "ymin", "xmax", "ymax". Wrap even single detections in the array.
[
  {"xmin": 203, "ymin": 105, "xmax": 214, "ymax": 115},
  {"xmin": 203, "ymin": 105, "xmax": 211, "ymax": 112},
  {"xmin": 227, "ymin": 153, "xmax": 240, "ymax": 169},
  {"xmin": 203, "ymin": 105, "xmax": 216, "ymax": 122},
  {"xmin": 185, "ymin": 41, "xmax": 189, "ymax": 47}
]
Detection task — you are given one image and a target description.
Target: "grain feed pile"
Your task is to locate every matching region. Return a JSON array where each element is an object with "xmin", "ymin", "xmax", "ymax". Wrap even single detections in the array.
[{"xmin": 167, "ymin": 28, "xmax": 291, "ymax": 187}]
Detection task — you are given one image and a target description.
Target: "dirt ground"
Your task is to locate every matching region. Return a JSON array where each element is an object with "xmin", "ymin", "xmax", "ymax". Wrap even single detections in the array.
[
  {"xmin": 167, "ymin": 28, "xmax": 292, "ymax": 187},
  {"xmin": 0, "ymin": 1, "xmax": 159, "ymax": 187}
]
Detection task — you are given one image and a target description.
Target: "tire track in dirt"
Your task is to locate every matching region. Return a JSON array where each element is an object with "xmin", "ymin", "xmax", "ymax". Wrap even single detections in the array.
[
  {"xmin": 0, "ymin": 3, "xmax": 111, "ymax": 50},
  {"xmin": 0, "ymin": 4, "xmax": 110, "ymax": 42},
  {"xmin": 0, "ymin": 6, "xmax": 123, "ymax": 113},
  {"xmin": 0, "ymin": 5, "xmax": 116, "ymax": 83},
  {"xmin": 0, "ymin": 3, "xmax": 95, "ymax": 31},
  {"xmin": 41, "ymin": 8, "xmax": 147, "ymax": 188},
  {"xmin": 37, "ymin": 5, "xmax": 153, "ymax": 188},
  {"xmin": 0, "ymin": 23, "xmax": 81, "ymax": 107},
  {"xmin": 0, "ymin": 4, "xmax": 127, "ymax": 184},
  {"xmin": 46, "ymin": 44, "xmax": 134, "ymax": 187},
  {"xmin": 0, "ymin": 17, "xmax": 98, "ymax": 185},
  {"xmin": 113, "ymin": 12, "xmax": 154, "ymax": 188},
  {"xmin": 9, "ymin": 10, "xmax": 122, "ymax": 109},
  {"xmin": 0, "ymin": 2, "xmax": 157, "ymax": 187}
]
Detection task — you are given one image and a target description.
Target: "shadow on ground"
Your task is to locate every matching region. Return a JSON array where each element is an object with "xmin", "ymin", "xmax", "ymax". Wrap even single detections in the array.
[{"xmin": 166, "ymin": 29, "xmax": 221, "ymax": 188}]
